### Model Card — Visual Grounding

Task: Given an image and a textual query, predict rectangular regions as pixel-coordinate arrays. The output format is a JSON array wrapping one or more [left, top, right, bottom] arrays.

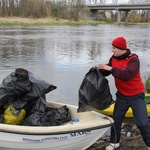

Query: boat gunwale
[[0, 123, 112, 135]]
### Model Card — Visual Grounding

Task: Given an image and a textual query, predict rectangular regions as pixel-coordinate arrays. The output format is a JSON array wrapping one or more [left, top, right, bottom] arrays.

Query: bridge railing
[[84, 2, 150, 6]]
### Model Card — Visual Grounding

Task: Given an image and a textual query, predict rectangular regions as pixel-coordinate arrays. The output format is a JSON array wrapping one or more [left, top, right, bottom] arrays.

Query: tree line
[[0, 0, 149, 23]]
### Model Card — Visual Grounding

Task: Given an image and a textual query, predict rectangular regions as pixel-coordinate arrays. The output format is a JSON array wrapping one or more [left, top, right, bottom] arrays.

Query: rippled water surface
[[0, 25, 150, 106]]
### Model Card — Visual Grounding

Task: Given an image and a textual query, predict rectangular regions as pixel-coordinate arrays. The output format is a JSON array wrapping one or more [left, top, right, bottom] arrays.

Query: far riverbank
[[0, 17, 149, 26], [0, 17, 108, 26]]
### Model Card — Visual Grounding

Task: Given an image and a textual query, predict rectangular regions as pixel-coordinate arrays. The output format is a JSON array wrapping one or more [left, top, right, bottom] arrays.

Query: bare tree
[[8, 0, 14, 16]]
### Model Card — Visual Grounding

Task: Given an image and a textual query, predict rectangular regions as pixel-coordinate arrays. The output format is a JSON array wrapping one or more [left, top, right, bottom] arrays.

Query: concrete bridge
[[87, 4, 150, 25]]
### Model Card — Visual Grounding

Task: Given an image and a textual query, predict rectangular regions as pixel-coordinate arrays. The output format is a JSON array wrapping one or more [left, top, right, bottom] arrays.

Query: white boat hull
[[0, 102, 113, 150], [0, 127, 109, 150]]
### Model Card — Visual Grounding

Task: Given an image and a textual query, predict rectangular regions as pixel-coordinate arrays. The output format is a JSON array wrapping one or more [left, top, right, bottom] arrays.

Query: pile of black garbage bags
[[0, 68, 71, 126]]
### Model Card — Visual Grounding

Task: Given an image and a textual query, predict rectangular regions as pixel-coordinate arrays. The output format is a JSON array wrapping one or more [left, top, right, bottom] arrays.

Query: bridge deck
[[87, 4, 150, 10]]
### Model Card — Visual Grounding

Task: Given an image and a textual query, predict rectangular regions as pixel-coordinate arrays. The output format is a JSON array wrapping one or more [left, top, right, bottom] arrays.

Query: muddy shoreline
[[87, 122, 148, 150]]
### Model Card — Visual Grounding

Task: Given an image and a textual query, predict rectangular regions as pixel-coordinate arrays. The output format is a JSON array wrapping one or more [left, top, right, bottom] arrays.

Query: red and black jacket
[[100, 49, 144, 96]]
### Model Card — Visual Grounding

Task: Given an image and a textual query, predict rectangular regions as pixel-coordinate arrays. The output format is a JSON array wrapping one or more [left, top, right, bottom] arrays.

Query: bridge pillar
[[125, 10, 130, 26], [117, 9, 130, 25], [90, 9, 99, 20], [117, 10, 121, 25]]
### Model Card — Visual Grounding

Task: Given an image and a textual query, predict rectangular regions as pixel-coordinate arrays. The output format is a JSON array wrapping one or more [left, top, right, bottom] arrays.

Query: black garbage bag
[[22, 72, 57, 101], [3, 98, 36, 117], [23, 96, 71, 126], [0, 68, 57, 115], [4, 99, 29, 110], [28, 95, 50, 114], [0, 113, 3, 123], [0, 68, 32, 108], [78, 67, 114, 112]]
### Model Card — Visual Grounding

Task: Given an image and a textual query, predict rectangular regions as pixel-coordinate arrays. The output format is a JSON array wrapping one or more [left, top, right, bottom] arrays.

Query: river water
[[0, 24, 150, 106]]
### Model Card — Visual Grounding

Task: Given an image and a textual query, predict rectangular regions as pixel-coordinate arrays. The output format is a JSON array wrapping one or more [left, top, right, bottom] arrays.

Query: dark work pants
[[110, 92, 150, 147]]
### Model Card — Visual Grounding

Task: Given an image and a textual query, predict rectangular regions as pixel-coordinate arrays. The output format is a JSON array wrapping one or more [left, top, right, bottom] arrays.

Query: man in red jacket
[[97, 36, 150, 150]]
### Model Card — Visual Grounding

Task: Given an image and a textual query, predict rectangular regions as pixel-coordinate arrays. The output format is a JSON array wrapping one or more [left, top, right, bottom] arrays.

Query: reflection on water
[[0, 25, 150, 105]]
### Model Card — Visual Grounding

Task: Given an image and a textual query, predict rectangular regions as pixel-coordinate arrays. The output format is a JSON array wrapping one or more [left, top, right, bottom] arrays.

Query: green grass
[[0, 19, 149, 26], [0, 20, 111, 26]]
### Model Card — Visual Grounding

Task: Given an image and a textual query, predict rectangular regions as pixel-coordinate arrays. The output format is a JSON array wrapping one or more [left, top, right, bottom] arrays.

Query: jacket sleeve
[[99, 57, 112, 76], [111, 57, 140, 81]]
